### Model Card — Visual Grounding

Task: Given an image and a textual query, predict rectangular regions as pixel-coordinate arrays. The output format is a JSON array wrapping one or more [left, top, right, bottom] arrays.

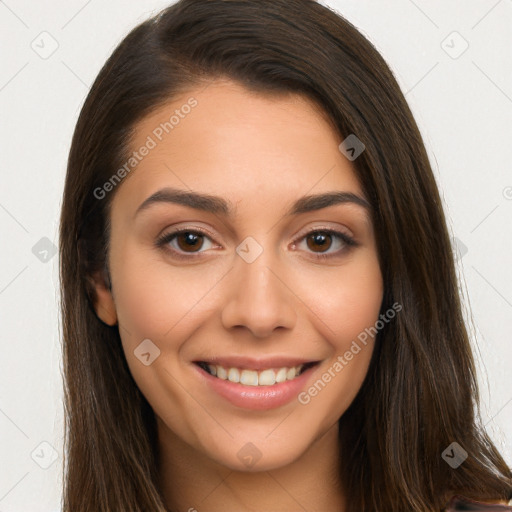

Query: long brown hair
[[59, 1, 512, 510]]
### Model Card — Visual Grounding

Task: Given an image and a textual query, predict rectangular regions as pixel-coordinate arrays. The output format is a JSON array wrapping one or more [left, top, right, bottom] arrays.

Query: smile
[[196, 361, 317, 386]]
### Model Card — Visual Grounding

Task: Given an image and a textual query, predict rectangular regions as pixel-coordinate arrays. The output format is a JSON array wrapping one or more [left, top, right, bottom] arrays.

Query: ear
[[89, 268, 118, 326]]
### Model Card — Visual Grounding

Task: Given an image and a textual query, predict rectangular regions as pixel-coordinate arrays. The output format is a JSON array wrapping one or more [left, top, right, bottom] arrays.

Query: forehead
[[113, 80, 367, 218]]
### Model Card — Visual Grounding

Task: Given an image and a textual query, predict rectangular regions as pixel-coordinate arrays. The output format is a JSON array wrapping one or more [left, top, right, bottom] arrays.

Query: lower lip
[[193, 363, 319, 411]]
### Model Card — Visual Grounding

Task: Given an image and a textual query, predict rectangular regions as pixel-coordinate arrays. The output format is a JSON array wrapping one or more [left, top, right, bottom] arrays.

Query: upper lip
[[194, 356, 320, 371]]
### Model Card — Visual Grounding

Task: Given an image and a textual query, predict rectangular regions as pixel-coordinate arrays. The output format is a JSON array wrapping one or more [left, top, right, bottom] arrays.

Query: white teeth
[[228, 367, 240, 383], [204, 363, 307, 386], [216, 366, 228, 380], [275, 368, 287, 383], [257, 369, 276, 386], [240, 369, 259, 386], [286, 367, 297, 380]]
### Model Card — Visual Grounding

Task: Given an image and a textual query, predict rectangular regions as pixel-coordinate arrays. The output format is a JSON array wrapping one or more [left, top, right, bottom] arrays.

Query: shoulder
[[445, 495, 512, 511]]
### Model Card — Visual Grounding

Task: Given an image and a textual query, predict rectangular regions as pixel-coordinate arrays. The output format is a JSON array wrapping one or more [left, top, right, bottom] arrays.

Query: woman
[[59, 0, 512, 510]]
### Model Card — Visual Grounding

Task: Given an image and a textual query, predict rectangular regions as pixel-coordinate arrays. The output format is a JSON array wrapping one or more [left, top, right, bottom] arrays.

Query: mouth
[[194, 360, 319, 387]]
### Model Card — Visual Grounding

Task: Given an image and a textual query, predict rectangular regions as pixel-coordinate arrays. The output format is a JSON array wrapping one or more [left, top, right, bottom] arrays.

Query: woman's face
[[93, 79, 383, 471]]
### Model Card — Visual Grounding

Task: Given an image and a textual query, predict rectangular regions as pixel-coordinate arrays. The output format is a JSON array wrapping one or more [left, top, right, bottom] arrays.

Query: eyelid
[[154, 225, 219, 257], [292, 223, 354, 243], [290, 226, 358, 259], [156, 224, 218, 243]]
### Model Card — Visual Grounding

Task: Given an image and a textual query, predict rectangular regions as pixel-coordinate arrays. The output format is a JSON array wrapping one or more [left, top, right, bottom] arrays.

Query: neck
[[157, 419, 346, 512]]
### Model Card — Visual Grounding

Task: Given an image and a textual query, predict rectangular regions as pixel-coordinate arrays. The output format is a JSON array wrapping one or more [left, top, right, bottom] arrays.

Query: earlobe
[[89, 269, 118, 326]]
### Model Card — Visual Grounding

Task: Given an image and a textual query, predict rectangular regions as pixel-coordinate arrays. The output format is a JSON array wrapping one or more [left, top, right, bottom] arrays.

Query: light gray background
[[1, 1, 511, 510]]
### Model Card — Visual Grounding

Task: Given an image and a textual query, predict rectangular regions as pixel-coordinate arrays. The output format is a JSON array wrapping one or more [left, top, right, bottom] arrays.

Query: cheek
[[110, 243, 233, 372], [296, 253, 384, 348], [295, 258, 383, 422]]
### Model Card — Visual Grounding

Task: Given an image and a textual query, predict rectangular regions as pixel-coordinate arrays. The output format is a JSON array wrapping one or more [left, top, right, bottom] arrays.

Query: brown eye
[[295, 229, 357, 259], [176, 232, 204, 252], [155, 229, 215, 258], [306, 231, 333, 253]]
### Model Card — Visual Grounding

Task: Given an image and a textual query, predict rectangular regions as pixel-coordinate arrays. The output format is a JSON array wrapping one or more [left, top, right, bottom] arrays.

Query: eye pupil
[[177, 232, 203, 251], [307, 232, 332, 252]]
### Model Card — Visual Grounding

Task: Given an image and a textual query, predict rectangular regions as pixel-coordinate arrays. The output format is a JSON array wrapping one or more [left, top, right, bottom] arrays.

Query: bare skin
[[92, 79, 384, 512]]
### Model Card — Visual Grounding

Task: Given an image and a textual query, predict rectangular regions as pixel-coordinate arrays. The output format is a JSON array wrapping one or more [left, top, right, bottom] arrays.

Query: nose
[[221, 247, 297, 339]]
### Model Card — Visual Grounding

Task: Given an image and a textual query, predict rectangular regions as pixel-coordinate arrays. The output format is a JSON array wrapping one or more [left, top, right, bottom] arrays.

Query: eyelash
[[154, 227, 358, 261]]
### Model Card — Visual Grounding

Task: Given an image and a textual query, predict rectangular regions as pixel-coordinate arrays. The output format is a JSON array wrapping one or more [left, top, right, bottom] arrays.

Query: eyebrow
[[135, 187, 371, 220]]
